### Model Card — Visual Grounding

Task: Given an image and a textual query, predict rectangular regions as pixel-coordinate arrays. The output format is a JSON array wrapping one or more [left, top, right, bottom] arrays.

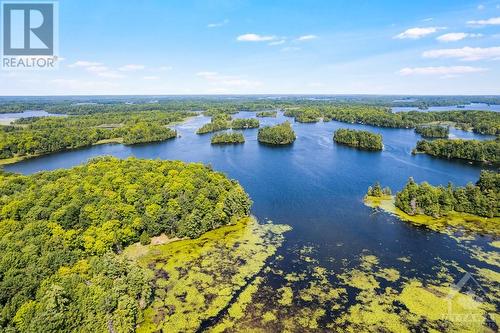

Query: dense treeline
[[122, 122, 177, 145], [257, 122, 296, 145], [415, 125, 449, 138], [394, 171, 499, 218], [256, 111, 277, 117], [231, 118, 260, 129], [333, 129, 383, 151], [414, 139, 500, 164], [284, 108, 322, 123], [211, 132, 245, 144], [0, 157, 252, 331], [0, 111, 189, 160], [197, 115, 260, 134], [282, 105, 500, 135]]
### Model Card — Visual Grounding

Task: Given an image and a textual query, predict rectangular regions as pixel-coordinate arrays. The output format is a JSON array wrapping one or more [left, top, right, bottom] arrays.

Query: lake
[[3, 112, 498, 330], [392, 103, 500, 112], [0, 110, 66, 125]]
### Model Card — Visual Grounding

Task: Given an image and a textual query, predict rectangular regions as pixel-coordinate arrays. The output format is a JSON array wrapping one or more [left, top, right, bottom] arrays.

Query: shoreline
[[364, 195, 500, 236]]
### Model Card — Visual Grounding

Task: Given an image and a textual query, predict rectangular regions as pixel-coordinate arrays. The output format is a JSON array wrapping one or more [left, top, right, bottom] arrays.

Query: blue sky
[[2, 0, 500, 95]]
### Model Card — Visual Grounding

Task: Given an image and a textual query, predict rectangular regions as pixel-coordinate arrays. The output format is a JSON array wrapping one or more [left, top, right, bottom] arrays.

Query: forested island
[[197, 115, 259, 134], [196, 113, 232, 134], [258, 122, 296, 145], [0, 157, 252, 331], [231, 118, 260, 129], [211, 132, 245, 144], [414, 125, 449, 138], [365, 171, 499, 234], [414, 139, 500, 164], [0, 111, 189, 163], [333, 128, 383, 151], [256, 111, 277, 117]]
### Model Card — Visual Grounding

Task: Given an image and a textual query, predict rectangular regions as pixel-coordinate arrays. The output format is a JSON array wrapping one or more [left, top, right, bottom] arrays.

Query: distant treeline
[[333, 128, 383, 151], [2, 95, 500, 114], [414, 139, 500, 164], [415, 125, 449, 138]]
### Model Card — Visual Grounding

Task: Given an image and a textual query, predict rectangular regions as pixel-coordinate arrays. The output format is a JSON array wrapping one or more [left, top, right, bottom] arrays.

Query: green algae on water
[[364, 195, 500, 236], [124, 217, 291, 332]]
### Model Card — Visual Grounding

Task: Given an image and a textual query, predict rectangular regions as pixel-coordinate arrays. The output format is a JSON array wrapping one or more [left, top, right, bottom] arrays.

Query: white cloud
[[422, 46, 500, 61], [207, 19, 228, 28], [236, 33, 276, 42], [398, 66, 487, 76], [268, 40, 286, 46], [297, 34, 318, 41], [394, 27, 444, 39], [158, 66, 173, 71], [97, 72, 125, 79], [143, 76, 160, 80], [196, 71, 218, 78], [281, 46, 300, 52], [68, 60, 102, 68], [436, 32, 482, 42], [118, 64, 145, 71], [467, 17, 500, 26], [86, 65, 109, 72], [477, 4, 485, 10]]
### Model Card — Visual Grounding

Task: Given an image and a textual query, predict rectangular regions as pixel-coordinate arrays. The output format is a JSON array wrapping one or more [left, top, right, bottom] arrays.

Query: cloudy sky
[[2, 0, 500, 95]]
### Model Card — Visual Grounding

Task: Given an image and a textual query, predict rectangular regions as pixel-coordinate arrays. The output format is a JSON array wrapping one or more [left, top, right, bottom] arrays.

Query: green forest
[[333, 128, 383, 151], [414, 125, 449, 138], [211, 132, 245, 144], [414, 139, 500, 164], [0, 157, 251, 331], [256, 111, 277, 117], [257, 122, 296, 145], [0, 111, 189, 160], [230, 118, 260, 129], [394, 171, 499, 218]]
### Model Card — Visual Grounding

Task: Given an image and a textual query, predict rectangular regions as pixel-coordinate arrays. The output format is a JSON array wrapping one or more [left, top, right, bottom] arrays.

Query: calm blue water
[[0, 110, 66, 124], [3, 112, 498, 319], [392, 103, 500, 112]]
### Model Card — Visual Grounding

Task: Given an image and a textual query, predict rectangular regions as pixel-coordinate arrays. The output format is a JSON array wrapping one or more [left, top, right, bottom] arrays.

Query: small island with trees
[[258, 121, 296, 145], [333, 128, 383, 151], [364, 170, 500, 235], [231, 118, 260, 129], [414, 125, 449, 138], [256, 111, 277, 117], [211, 132, 245, 145]]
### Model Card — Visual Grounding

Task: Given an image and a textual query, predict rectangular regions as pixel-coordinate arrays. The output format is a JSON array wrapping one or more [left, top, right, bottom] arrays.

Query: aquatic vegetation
[[127, 217, 291, 332]]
